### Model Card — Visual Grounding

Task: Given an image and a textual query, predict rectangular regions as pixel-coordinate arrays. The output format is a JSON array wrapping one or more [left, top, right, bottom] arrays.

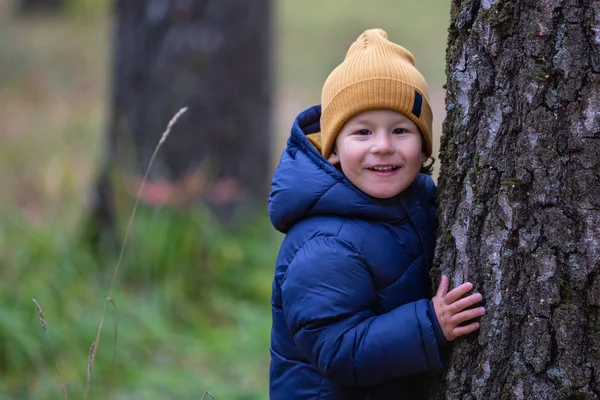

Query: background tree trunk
[[430, 0, 600, 398], [87, 0, 271, 243], [16, 0, 64, 14]]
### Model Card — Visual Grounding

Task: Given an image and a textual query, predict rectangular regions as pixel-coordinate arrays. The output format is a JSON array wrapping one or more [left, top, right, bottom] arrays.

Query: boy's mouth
[[368, 165, 399, 171]]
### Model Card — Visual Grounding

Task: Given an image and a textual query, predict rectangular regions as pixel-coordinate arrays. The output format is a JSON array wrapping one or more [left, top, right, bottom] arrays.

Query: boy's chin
[[360, 186, 404, 199]]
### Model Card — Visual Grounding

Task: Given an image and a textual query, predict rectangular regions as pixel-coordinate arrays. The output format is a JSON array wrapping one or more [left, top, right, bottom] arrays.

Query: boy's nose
[[371, 133, 394, 154]]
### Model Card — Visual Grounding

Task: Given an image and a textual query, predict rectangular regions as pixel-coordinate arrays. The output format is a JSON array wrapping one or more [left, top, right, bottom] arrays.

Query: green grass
[[1, 207, 279, 399], [0, 0, 450, 398]]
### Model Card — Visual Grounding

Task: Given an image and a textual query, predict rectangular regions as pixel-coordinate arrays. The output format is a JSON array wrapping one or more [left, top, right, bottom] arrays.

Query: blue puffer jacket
[[268, 105, 446, 400]]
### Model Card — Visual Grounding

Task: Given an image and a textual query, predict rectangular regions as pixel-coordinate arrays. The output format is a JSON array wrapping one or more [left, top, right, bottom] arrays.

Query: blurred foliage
[[0, 207, 280, 399], [0, 0, 450, 398], [274, 0, 451, 102], [61, 0, 109, 19]]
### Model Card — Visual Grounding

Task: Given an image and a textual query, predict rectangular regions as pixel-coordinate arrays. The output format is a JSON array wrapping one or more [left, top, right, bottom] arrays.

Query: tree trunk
[[87, 0, 271, 242], [430, 0, 600, 399], [16, 0, 64, 14]]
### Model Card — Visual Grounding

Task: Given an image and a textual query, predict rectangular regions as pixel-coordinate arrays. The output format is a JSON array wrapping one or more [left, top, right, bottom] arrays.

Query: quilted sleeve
[[281, 236, 444, 387]]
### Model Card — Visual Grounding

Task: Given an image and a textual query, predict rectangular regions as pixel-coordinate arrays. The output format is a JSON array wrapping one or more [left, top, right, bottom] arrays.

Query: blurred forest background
[[0, 0, 450, 398]]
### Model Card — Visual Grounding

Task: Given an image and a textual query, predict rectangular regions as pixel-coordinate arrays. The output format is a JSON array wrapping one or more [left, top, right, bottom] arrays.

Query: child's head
[[318, 29, 433, 198]]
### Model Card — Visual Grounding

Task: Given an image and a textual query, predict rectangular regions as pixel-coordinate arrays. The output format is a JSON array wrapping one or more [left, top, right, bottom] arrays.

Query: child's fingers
[[450, 307, 486, 325], [436, 274, 449, 298], [450, 292, 483, 313], [452, 322, 480, 338], [444, 281, 473, 304]]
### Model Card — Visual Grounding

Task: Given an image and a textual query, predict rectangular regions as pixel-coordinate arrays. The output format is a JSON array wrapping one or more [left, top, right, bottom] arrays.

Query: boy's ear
[[327, 147, 340, 165]]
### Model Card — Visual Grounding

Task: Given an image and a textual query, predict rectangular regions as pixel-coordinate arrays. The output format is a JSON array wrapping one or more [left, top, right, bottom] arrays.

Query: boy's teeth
[[372, 166, 396, 171]]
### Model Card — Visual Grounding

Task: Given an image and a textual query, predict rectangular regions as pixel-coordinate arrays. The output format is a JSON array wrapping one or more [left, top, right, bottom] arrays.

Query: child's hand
[[432, 274, 485, 341]]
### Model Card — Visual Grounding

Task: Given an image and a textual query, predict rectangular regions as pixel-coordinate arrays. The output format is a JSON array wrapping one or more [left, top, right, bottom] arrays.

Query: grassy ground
[[0, 0, 450, 398]]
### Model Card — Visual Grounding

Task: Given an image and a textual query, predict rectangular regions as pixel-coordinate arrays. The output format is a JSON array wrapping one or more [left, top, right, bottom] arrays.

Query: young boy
[[268, 29, 485, 399]]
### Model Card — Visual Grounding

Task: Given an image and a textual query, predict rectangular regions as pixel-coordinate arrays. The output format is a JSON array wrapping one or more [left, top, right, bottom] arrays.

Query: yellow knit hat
[[317, 28, 433, 159]]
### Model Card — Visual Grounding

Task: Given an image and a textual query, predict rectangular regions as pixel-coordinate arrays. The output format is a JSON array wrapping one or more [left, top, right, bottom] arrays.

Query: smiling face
[[327, 109, 426, 199]]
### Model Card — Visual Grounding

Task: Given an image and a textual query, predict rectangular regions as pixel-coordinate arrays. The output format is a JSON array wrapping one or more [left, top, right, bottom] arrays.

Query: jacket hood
[[268, 105, 435, 234]]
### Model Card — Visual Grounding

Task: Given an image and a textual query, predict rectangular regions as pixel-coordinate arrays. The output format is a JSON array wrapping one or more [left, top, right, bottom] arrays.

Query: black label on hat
[[412, 91, 422, 118]]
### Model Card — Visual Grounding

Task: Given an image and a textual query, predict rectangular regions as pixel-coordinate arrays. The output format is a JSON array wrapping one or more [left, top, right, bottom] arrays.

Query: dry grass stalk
[[106, 297, 118, 398], [85, 106, 188, 400], [86, 341, 96, 395], [201, 392, 216, 400], [32, 298, 68, 400]]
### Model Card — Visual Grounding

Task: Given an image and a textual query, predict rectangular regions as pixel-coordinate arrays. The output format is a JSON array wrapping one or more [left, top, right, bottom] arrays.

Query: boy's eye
[[393, 128, 409, 134], [356, 129, 371, 135]]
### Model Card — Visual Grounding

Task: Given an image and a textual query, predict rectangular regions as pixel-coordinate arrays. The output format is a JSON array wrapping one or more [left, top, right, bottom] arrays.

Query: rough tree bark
[[430, 0, 600, 399], [87, 0, 271, 242]]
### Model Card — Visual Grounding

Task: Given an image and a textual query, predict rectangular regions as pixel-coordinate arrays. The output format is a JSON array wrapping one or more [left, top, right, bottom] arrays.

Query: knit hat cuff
[[320, 77, 433, 159]]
